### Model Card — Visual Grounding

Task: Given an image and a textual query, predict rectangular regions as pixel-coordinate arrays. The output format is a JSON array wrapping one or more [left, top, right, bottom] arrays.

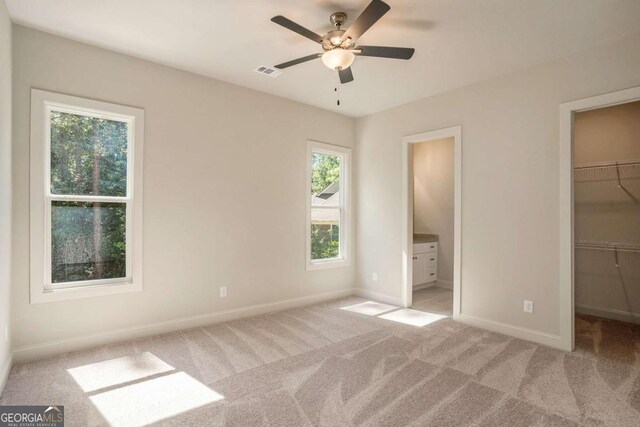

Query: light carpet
[[1, 297, 639, 426]]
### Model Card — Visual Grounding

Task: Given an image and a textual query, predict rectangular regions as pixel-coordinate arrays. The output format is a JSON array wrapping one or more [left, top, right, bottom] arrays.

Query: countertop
[[413, 233, 438, 243]]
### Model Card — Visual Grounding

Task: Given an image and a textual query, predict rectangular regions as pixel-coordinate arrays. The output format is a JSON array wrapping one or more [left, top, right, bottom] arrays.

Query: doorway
[[402, 126, 462, 318], [559, 86, 640, 352]]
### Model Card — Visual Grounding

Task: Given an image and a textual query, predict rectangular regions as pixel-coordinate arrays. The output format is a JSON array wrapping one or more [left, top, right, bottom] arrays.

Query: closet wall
[[574, 101, 640, 323]]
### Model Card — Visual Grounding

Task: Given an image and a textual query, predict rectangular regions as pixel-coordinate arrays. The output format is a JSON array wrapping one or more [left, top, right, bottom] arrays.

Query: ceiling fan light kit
[[321, 48, 355, 70], [270, 0, 415, 84]]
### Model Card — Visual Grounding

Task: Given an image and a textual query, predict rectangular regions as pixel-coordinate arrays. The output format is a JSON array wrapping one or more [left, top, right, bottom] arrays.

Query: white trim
[[33, 279, 143, 303], [306, 140, 352, 271], [459, 314, 562, 349], [354, 288, 403, 307], [559, 85, 640, 352], [48, 194, 131, 203], [434, 279, 453, 290], [411, 283, 438, 291], [30, 89, 144, 303], [306, 258, 350, 271], [575, 304, 640, 325], [12, 288, 354, 362], [0, 354, 12, 397], [401, 126, 462, 320]]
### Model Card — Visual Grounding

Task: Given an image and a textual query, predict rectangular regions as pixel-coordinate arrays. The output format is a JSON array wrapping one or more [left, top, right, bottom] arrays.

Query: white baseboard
[[575, 303, 640, 325], [12, 288, 355, 363], [435, 279, 453, 290], [459, 314, 562, 350], [412, 282, 437, 291], [412, 280, 452, 292], [354, 288, 403, 307], [0, 354, 12, 398]]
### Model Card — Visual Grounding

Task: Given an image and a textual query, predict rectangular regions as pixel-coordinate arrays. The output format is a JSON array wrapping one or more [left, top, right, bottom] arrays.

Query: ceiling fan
[[271, 0, 415, 84]]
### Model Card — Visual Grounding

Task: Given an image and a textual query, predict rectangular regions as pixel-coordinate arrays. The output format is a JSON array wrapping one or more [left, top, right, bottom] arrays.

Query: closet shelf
[[574, 159, 640, 171], [575, 240, 640, 254], [574, 159, 640, 182], [574, 160, 640, 203]]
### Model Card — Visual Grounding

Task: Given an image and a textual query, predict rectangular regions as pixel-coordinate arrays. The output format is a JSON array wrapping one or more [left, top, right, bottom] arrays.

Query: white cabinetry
[[412, 242, 437, 287]]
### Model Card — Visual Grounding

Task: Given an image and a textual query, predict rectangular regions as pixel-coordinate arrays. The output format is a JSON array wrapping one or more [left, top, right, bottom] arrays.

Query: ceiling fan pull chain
[[335, 86, 340, 106]]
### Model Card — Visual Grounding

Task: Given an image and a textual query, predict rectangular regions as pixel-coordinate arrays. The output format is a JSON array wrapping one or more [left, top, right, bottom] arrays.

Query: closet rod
[[575, 241, 640, 254], [574, 159, 640, 170]]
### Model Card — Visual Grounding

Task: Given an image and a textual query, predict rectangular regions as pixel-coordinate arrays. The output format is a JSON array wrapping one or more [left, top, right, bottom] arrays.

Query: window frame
[[30, 89, 144, 303], [306, 140, 351, 271]]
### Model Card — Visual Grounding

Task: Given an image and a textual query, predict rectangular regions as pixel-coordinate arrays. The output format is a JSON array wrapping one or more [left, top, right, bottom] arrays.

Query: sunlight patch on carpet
[[90, 372, 224, 426], [341, 301, 399, 316], [379, 308, 446, 327], [68, 352, 174, 392]]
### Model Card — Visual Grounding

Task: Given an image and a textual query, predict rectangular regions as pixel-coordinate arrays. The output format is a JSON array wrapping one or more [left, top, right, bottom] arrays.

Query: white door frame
[[401, 126, 462, 318], [559, 86, 640, 352]]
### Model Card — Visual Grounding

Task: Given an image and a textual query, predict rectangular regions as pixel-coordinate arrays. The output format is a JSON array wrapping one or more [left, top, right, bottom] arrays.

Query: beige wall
[[574, 101, 640, 319], [0, 1, 12, 383], [355, 33, 640, 345], [12, 26, 356, 351], [574, 102, 640, 165], [413, 137, 455, 283]]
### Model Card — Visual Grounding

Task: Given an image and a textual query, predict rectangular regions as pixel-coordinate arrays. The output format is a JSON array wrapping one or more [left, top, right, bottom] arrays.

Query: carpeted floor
[[2, 297, 640, 426]]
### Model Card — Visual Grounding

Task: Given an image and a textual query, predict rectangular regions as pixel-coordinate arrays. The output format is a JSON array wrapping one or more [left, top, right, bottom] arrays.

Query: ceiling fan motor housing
[[324, 29, 347, 50], [330, 12, 347, 27], [324, 12, 350, 50]]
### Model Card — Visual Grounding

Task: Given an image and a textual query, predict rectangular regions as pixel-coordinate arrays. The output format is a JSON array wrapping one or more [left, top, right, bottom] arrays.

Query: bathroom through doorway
[[401, 126, 462, 318]]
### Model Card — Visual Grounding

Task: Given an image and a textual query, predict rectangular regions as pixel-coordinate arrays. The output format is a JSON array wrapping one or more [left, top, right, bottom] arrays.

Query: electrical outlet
[[220, 287, 227, 298], [372, 272, 378, 282], [524, 300, 534, 314]]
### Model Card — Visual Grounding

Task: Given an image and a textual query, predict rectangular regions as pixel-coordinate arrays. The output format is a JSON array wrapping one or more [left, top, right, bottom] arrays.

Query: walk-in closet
[[574, 101, 640, 355]]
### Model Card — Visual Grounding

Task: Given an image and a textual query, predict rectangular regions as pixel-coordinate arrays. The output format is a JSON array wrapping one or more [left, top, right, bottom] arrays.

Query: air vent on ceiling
[[254, 65, 282, 78]]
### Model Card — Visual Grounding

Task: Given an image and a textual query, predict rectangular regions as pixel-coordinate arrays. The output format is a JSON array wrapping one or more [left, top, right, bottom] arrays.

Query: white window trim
[[30, 89, 144, 303], [306, 140, 351, 271]]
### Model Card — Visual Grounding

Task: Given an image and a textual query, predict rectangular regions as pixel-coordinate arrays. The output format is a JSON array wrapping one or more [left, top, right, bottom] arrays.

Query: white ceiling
[[6, 0, 640, 117]]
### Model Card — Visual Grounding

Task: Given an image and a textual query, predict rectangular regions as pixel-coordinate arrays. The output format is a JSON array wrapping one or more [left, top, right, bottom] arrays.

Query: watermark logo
[[0, 405, 64, 427]]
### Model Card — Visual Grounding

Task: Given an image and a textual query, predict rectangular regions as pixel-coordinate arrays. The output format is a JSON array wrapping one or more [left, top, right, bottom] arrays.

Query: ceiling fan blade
[[338, 67, 354, 84], [271, 15, 323, 44], [342, 0, 390, 42], [274, 53, 322, 69], [355, 45, 415, 60]]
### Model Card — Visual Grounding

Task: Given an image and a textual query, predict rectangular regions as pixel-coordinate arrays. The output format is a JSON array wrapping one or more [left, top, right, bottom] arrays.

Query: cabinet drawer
[[426, 267, 437, 282], [414, 242, 437, 254], [426, 256, 437, 269]]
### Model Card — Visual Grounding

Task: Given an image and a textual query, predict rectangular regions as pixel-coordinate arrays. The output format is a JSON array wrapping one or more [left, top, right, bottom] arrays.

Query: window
[[30, 90, 144, 303], [306, 141, 351, 270]]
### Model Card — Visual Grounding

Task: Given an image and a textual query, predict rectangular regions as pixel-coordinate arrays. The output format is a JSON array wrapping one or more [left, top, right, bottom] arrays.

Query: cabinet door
[[412, 256, 421, 286], [413, 253, 428, 285], [418, 253, 429, 284]]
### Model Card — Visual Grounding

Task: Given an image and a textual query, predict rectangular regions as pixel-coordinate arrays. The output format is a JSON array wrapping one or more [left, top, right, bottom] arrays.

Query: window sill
[[306, 258, 350, 271], [30, 280, 142, 304]]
